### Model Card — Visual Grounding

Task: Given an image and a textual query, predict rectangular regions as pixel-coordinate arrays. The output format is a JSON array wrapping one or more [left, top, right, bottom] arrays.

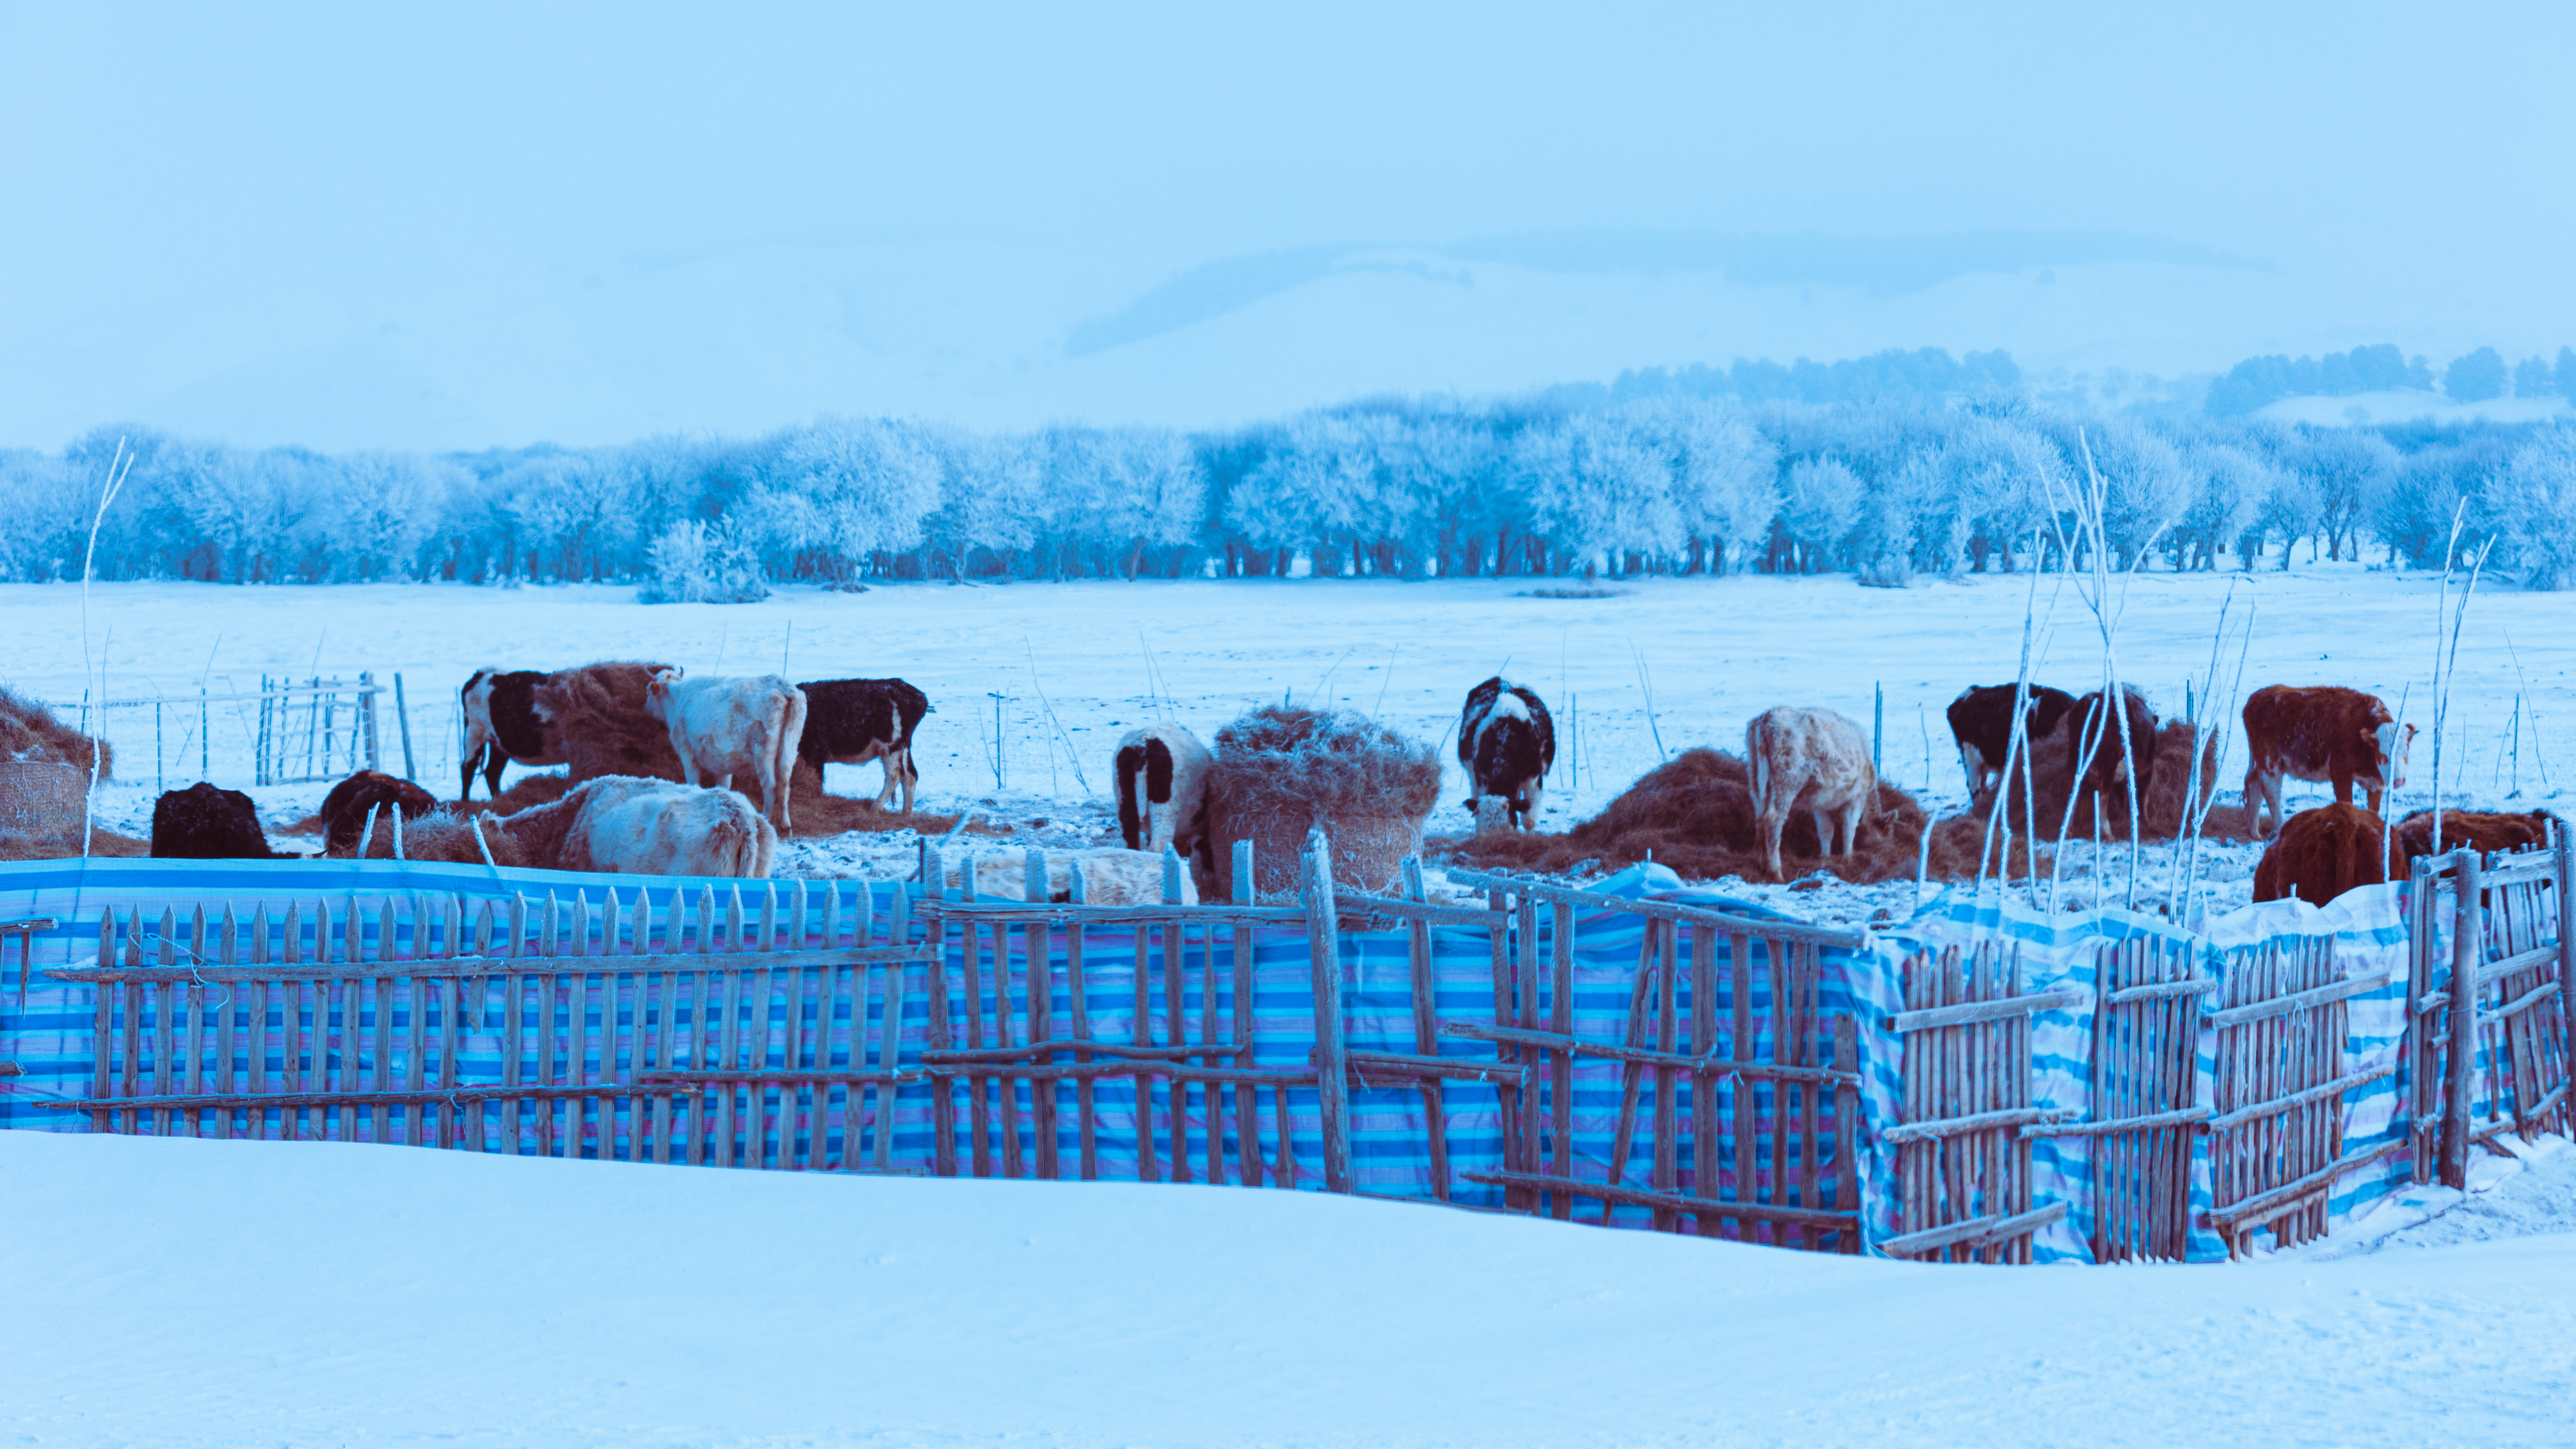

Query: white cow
[[1113, 723, 1213, 866], [644, 669, 809, 831], [351, 776, 776, 878], [1746, 705, 1877, 881]]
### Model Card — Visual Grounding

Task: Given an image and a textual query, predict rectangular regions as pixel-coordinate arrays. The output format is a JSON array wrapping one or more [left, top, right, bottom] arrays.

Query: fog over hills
[[5, 4, 2572, 450]]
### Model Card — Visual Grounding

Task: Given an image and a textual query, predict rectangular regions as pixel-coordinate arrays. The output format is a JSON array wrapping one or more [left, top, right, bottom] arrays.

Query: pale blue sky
[[5, 2, 2570, 447]]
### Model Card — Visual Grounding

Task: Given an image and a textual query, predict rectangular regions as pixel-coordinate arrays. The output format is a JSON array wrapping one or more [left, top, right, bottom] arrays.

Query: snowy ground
[[6, 566, 2567, 915], [6, 1128, 2575, 1447]]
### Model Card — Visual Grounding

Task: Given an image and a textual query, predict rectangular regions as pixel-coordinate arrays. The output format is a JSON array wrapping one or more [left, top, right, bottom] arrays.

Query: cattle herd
[[129, 657, 2554, 907]]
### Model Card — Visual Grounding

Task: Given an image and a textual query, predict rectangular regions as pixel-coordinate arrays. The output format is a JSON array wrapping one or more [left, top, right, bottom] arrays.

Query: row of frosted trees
[[2, 396, 2571, 593]]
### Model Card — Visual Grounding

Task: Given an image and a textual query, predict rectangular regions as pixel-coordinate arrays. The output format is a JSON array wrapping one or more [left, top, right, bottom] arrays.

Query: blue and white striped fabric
[[1886, 882, 2415, 1262]]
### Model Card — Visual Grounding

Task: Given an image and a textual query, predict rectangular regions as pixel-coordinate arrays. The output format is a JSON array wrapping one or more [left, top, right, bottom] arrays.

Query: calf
[[1115, 722, 1213, 866], [2251, 802, 2388, 908], [353, 777, 777, 878], [1746, 706, 1876, 881], [1458, 677, 1556, 835], [2392, 808, 2553, 872], [797, 677, 930, 813], [2242, 684, 2413, 838], [150, 782, 296, 860], [644, 670, 808, 830], [316, 770, 437, 854], [458, 668, 564, 801], [1946, 683, 2076, 799]]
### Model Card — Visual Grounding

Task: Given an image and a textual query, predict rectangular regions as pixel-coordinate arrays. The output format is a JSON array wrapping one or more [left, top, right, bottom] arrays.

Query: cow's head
[[2374, 721, 2417, 788], [644, 667, 685, 720]]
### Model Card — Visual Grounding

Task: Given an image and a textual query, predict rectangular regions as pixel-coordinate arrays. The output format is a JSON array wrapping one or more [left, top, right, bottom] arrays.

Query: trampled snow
[[6, 565, 2567, 915], [5, 1128, 2575, 1447]]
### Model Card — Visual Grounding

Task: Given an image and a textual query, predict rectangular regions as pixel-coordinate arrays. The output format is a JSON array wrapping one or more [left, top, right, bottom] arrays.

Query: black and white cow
[[459, 668, 564, 801], [150, 782, 297, 859], [1945, 683, 2077, 799], [795, 678, 932, 813], [1114, 722, 1212, 867], [1458, 677, 1555, 834]]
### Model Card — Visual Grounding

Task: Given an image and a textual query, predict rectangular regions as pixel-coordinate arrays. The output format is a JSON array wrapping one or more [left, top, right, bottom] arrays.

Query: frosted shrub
[[637, 520, 769, 604]]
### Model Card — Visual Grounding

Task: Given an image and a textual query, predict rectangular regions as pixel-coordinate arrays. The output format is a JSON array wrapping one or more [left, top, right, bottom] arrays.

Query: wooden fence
[[1879, 818, 2570, 1261], [34, 819, 2566, 1263], [35, 832, 1874, 1254]]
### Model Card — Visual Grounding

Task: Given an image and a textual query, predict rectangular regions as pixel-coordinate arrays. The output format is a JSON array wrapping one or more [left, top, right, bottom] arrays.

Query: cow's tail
[[776, 684, 810, 801]]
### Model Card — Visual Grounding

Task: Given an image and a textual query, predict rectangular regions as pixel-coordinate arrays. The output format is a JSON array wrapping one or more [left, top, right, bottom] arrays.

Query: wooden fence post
[[394, 673, 416, 781], [2443, 847, 2482, 1189], [1300, 826, 1353, 1193], [2556, 818, 2576, 1118], [361, 671, 382, 772]]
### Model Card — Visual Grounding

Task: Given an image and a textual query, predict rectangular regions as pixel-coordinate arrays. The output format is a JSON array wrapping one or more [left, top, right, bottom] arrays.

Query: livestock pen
[[0, 819, 2567, 1264]]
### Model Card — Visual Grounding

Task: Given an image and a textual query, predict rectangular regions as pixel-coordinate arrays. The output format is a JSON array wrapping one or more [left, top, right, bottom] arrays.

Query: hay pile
[[532, 662, 681, 782], [1205, 705, 1445, 898], [0, 687, 111, 777], [1444, 748, 1966, 886], [1207, 706, 1445, 821], [1990, 717, 2243, 842]]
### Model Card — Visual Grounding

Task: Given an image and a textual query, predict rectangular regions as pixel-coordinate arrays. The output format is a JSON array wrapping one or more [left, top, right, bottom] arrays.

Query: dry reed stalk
[[77, 441, 134, 858]]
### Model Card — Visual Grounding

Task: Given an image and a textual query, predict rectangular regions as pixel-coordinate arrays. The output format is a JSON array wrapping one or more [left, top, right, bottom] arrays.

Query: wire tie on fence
[[185, 956, 233, 1011]]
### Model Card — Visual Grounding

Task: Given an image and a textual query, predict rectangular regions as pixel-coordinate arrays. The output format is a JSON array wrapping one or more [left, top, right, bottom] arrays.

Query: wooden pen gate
[[2407, 836, 2576, 1188]]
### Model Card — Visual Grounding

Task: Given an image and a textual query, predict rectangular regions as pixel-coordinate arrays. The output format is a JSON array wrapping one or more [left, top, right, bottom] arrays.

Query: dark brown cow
[[2242, 685, 2414, 838], [2251, 803, 2389, 908], [2066, 685, 2157, 832], [2391, 808, 2554, 873], [317, 770, 438, 854]]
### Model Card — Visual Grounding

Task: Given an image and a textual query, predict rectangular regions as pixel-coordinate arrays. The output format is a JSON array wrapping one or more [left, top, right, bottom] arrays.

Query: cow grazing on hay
[[645, 670, 808, 830], [1114, 722, 1212, 866], [458, 668, 561, 801], [2391, 808, 2554, 872], [353, 777, 776, 877], [316, 770, 437, 854], [2242, 684, 2413, 839], [797, 677, 930, 813], [1747, 706, 1876, 881], [2251, 802, 2388, 908], [2047, 685, 2157, 834], [151, 782, 298, 860], [1946, 683, 2076, 800], [1458, 677, 1556, 836]]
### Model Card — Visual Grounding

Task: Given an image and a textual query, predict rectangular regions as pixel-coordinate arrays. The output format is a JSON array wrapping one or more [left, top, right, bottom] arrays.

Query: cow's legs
[[897, 749, 918, 813], [481, 745, 507, 801]]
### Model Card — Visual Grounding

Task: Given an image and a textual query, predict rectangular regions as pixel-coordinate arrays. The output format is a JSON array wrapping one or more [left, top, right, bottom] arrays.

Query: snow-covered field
[[5, 1128, 2575, 1448], [6, 566, 2568, 916]]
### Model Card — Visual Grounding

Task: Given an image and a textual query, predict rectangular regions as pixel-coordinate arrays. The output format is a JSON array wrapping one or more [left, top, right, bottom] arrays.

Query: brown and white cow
[[458, 668, 563, 800], [1747, 705, 1876, 881], [2242, 685, 2414, 838], [644, 670, 809, 831], [1114, 722, 1213, 867], [2250, 802, 2388, 908], [354, 776, 776, 878], [1946, 683, 2076, 800]]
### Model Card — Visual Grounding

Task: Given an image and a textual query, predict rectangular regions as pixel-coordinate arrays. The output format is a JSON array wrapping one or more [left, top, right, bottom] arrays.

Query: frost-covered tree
[[1777, 457, 1862, 573], [2284, 425, 2396, 561], [2443, 347, 2508, 403], [748, 415, 943, 582], [1514, 411, 1680, 576], [1627, 397, 1777, 574], [1047, 426, 1205, 579], [2490, 425, 2576, 589]]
